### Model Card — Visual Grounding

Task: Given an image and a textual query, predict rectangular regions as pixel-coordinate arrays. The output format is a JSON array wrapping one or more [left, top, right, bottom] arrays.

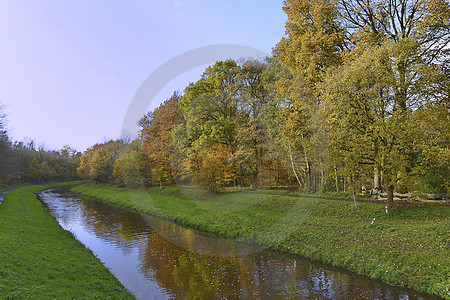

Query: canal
[[37, 188, 437, 299]]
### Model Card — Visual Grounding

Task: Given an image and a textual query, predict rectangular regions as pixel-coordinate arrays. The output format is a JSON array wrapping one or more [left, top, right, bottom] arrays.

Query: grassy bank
[[0, 186, 13, 193], [72, 183, 450, 299], [0, 182, 133, 299]]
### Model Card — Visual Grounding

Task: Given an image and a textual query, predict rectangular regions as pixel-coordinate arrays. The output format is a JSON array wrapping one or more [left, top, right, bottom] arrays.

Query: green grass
[[0, 186, 14, 193], [72, 183, 450, 299], [0, 182, 133, 299]]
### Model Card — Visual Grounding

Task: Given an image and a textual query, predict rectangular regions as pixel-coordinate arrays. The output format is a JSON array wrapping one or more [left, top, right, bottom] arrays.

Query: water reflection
[[37, 189, 438, 300]]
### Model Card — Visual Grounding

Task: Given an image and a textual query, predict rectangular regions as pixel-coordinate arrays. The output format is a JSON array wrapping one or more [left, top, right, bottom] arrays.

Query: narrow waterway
[[37, 189, 438, 300]]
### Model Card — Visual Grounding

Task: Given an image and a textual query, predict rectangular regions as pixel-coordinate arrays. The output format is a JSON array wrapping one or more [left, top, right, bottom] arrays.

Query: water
[[37, 189, 439, 300]]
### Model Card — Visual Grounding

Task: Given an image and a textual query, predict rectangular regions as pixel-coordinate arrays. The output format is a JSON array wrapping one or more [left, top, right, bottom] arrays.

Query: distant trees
[[0, 105, 17, 184], [114, 148, 144, 188], [77, 139, 152, 188], [13, 143, 81, 184], [0, 140, 80, 185], [0, 104, 79, 184], [78, 141, 126, 184]]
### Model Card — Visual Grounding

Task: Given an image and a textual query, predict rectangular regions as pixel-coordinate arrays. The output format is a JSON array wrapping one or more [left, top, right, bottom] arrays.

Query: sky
[[0, 0, 287, 152]]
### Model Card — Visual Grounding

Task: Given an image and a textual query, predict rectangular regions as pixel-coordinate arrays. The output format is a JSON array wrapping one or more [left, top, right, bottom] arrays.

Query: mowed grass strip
[[0, 182, 133, 299], [73, 183, 450, 299]]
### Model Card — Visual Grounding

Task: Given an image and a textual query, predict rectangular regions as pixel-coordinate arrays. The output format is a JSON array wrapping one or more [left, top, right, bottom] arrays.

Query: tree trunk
[[253, 147, 260, 189], [320, 167, 324, 191], [288, 144, 302, 187], [334, 166, 339, 192], [373, 166, 381, 198], [304, 149, 311, 189], [387, 185, 394, 209], [397, 60, 408, 112], [253, 173, 258, 189]]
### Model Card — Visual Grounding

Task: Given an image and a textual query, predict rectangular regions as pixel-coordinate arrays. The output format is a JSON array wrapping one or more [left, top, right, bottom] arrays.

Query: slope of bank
[[0, 186, 13, 193], [72, 183, 450, 299], [0, 182, 133, 299]]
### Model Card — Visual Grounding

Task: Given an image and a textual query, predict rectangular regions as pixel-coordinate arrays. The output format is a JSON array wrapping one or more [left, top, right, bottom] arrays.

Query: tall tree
[[233, 59, 275, 187], [176, 60, 240, 189], [275, 0, 449, 199], [275, 0, 345, 86], [114, 148, 144, 188], [338, 0, 450, 110], [140, 92, 184, 185], [77, 140, 125, 183], [174, 59, 277, 189], [274, 0, 346, 191], [322, 41, 449, 206]]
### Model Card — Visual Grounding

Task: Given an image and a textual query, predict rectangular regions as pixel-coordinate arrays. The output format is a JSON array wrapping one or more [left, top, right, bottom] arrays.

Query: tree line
[[0, 107, 80, 185], [30, 0, 450, 206]]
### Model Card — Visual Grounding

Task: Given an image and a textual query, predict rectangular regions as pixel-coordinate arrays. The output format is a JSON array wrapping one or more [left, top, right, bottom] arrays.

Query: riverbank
[[0, 186, 13, 193], [72, 183, 450, 299], [0, 182, 133, 299]]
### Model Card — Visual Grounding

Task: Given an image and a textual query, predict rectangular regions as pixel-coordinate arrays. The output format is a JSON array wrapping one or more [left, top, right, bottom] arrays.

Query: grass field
[[0, 182, 133, 299], [72, 183, 450, 299]]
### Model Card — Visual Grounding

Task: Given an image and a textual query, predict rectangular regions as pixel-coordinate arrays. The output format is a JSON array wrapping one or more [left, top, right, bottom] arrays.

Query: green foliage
[[0, 183, 132, 299], [114, 148, 144, 188], [275, 0, 344, 85], [4, 143, 80, 184], [77, 140, 127, 183], [0, 104, 80, 185], [320, 41, 449, 198], [173, 59, 286, 190], [272, 0, 450, 196]]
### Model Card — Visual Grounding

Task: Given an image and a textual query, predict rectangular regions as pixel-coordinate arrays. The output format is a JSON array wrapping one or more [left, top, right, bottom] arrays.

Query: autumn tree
[[322, 39, 449, 206], [330, 0, 449, 116], [140, 92, 184, 185], [173, 59, 278, 190], [258, 98, 292, 187], [322, 45, 398, 205], [409, 104, 450, 193], [233, 59, 277, 187], [275, 0, 345, 86], [114, 149, 143, 188], [174, 60, 240, 189], [112, 139, 153, 188], [77, 144, 99, 179], [77, 140, 126, 183], [275, 0, 449, 200], [60, 145, 77, 157], [29, 157, 41, 183], [331, 0, 448, 204], [273, 0, 347, 191]]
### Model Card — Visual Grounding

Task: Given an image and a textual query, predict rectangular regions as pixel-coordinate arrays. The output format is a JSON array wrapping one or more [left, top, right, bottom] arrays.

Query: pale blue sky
[[0, 1, 286, 151]]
